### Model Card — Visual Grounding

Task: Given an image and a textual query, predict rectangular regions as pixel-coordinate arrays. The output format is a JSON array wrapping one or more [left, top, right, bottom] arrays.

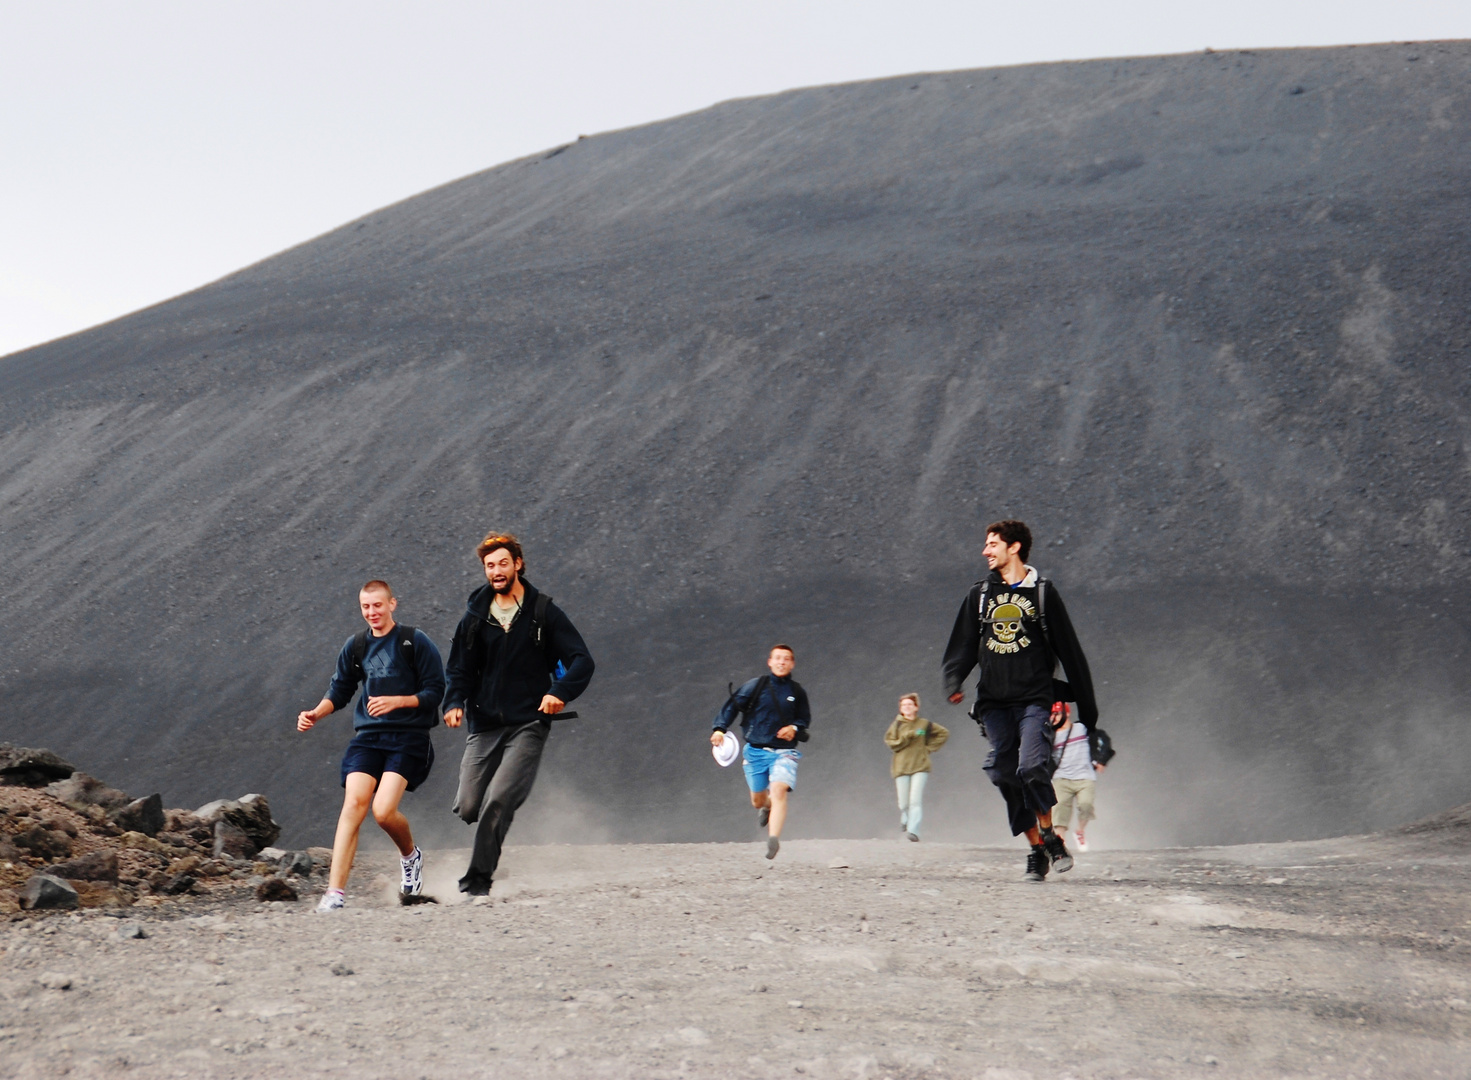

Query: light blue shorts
[[743, 745, 801, 793]]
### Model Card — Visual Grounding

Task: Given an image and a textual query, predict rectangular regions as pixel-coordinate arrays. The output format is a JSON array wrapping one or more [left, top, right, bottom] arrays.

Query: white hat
[[712, 730, 740, 767]]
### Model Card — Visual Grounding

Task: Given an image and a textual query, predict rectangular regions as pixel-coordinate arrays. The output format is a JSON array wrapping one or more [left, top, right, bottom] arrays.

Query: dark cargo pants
[[977, 703, 1057, 836], [452, 719, 548, 892]]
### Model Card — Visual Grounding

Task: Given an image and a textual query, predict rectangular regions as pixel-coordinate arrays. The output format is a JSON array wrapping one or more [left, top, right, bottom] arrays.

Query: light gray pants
[[896, 770, 929, 836], [452, 720, 548, 891]]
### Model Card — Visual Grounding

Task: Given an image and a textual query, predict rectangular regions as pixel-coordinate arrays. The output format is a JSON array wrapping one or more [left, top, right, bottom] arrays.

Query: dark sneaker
[[758, 806, 771, 828], [906, 832, 920, 842], [1041, 829, 1073, 873], [1024, 844, 1050, 882], [766, 836, 781, 860]]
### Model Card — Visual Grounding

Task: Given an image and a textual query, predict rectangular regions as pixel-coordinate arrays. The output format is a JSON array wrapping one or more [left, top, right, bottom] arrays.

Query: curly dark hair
[[985, 519, 1032, 563]]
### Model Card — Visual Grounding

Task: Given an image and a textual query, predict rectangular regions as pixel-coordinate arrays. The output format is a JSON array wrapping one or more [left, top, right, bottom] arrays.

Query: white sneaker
[[316, 889, 345, 912], [1075, 832, 1089, 852], [400, 847, 423, 896]]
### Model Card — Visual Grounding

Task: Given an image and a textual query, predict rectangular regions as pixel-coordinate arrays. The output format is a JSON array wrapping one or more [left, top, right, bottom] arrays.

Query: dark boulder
[[110, 794, 165, 837], [159, 873, 196, 895], [12, 824, 73, 861], [212, 819, 256, 860], [195, 794, 280, 850], [20, 873, 79, 910], [49, 850, 120, 882], [255, 877, 298, 902], [45, 773, 130, 811], [278, 850, 315, 877], [0, 745, 74, 787]]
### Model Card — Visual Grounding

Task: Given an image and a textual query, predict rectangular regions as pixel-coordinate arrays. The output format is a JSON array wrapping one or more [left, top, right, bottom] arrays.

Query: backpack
[[530, 593, 568, 682], [725, 675, 810, 742]]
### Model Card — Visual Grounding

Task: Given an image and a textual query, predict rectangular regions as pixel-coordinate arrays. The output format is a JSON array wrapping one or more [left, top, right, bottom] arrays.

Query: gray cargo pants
[[452, 719, 548, 892]]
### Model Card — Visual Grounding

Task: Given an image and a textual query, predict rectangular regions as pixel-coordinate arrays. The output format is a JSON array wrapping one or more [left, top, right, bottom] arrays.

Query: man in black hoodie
[[942, 519, 1099, 883], [444, 533, 595, 895]]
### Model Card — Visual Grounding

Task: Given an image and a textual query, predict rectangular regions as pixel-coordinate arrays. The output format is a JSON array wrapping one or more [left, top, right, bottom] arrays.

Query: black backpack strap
[[350, 630, 370, 684], [397, 625, 420, 692], [532, 593, 552, 649]]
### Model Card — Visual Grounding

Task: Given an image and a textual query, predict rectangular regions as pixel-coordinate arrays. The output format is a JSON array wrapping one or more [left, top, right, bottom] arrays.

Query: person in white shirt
[[1050, 702, 1104, 851]]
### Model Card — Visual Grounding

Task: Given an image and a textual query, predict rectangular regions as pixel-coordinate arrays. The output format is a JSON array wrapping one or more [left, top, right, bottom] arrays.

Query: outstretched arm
[[1044, 582, 1098, 728]]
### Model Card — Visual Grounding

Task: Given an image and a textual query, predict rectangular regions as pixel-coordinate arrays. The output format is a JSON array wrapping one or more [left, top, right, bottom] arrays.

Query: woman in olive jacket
[[884, 693, 949, 841]]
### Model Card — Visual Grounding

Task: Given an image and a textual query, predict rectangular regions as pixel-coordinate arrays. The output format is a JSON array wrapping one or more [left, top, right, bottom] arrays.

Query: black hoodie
[[940, 568, 1098, 728], [444, 579, 595, 733]]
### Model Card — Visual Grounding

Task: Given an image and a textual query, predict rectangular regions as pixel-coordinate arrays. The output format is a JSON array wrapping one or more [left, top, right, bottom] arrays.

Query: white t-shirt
[[1052, 722, 1095, 780]]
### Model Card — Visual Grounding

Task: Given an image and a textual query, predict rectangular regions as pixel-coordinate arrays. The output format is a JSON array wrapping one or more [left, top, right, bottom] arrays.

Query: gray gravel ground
[[2, 830, 1467, 1079]]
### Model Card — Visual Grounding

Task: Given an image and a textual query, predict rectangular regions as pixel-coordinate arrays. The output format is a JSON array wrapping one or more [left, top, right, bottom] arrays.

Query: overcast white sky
[[3, 1, 1468, 358]]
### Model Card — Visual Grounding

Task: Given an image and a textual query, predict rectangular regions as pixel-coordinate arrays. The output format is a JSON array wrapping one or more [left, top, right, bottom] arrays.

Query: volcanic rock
[[0, 746, 74, 788], [255, 877, 298, 902], [159, 873, 196, 895], [20, 873, 79, 910], [49, 850, 120, 882], [110, 794, 165, 837], [45, 773, 131, 812], [195, 795, 280, 850], [212, 820, 256, 860], [12, 824, 73, 861], [278, 850, 315, 877], [118, 831, 165, 852]]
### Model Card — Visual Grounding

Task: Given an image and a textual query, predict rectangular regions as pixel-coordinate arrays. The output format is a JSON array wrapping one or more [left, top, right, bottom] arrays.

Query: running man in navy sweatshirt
[[711, 644, 811, 861], [297, 580, 446, 910]]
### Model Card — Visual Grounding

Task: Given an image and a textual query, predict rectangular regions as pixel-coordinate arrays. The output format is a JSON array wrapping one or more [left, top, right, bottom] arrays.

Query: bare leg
[[749, 790, 771, 810], [371, 772, 415, 856], [329, 773, 377, 892], [767, 783, 790, 838]]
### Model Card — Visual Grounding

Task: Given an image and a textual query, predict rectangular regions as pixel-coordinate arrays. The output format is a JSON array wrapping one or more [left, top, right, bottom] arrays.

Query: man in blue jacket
[[297, 580, 446, 911], [444, 533, 595, 896], [711, 644, 811, 860]]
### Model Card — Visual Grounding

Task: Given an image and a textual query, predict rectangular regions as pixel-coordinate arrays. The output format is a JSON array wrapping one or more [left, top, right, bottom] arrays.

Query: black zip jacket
[[941, 569, 1098, 728], [444, 579, 595, 733]]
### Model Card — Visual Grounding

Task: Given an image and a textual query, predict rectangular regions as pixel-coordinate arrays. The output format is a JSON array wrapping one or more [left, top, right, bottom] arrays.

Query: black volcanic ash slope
[[4, 43, 1471, 847]]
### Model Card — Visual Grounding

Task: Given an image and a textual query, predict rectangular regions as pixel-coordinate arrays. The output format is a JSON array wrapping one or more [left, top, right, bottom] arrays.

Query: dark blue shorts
[[341, 729, 435, 792]]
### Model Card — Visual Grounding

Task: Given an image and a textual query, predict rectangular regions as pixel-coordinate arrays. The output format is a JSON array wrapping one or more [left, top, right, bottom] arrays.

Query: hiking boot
[[400, 846, 423, 896], [1040, 828, 1074, 873], [1024, 844, 1050, 883], [758, 806, 771, 828]]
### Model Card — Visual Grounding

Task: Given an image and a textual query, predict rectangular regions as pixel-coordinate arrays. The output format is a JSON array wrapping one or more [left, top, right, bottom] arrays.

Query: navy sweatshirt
[[714, 674, 811, 749], [325, 625, 446, 732], [443, 580, 595, 733]]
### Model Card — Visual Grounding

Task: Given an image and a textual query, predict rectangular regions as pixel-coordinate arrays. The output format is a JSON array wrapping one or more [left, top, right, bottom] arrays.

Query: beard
[[490, 573, 517, 595]]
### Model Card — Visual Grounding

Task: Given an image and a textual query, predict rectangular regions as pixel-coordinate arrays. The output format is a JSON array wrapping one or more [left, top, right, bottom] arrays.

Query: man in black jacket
[[444, 533, 595, 895], [942, 519, 1099, 883]]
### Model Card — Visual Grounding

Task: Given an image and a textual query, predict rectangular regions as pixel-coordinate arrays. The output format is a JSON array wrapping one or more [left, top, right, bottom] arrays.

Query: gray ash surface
[[3, 43, 1471, 847]]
